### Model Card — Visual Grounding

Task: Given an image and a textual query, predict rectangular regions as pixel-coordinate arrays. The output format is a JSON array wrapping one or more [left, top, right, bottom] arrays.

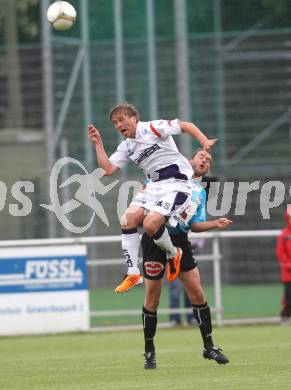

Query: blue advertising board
[[0, 245, 89, 335]]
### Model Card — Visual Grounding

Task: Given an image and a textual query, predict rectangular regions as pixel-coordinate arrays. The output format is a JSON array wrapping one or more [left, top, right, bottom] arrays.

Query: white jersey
[[109, 119, 194, 180]]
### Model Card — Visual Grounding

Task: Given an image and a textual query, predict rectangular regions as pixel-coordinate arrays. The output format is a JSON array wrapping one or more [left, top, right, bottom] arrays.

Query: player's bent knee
[[120, 214, 134, 229], [120, 211, 143, 229], [143, 219, 160, 236], [143, 224, 155, 236]]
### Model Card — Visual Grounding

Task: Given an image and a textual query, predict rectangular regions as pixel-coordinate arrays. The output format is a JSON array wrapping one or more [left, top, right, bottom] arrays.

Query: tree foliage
[[0, 0, 40, 46]]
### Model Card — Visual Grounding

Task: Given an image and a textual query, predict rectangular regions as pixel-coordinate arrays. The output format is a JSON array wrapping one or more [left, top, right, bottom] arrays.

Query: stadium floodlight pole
[[174, 0, 192, 158], [80, 0, 98, 258], [80, 0, 94, 170], [60, 138, 70, 238], [5, 0, 24, 129], [114, 0, 125, 106], [213, 0, 226, 168], [41, 0, 57, 238], [113, 0, 127, 179], [146, 0, 158, 119], [212, 237, 223, 326]]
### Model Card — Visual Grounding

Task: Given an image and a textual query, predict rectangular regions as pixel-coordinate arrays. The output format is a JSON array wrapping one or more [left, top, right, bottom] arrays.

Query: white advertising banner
[[0, 245, 89, 335]]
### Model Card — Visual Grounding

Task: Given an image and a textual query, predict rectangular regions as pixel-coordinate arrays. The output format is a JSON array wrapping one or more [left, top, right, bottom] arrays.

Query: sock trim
[[192, 302, 208, 310], [121, 228, 138, 234], [143, 306, 157, 316], [152, 225, 165, 240]]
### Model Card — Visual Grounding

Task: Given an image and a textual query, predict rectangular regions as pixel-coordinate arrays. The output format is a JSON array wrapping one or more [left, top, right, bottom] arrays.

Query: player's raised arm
[[179, 121, 218, 151], [190, 218, 233, 232], [88, 124, 119, 176]]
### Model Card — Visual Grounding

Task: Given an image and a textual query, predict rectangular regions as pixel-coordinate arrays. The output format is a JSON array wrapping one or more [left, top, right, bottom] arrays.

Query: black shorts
[[141, 232, 197, 280]]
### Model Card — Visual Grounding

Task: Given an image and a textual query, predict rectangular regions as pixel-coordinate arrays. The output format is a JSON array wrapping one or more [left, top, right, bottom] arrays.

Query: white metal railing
[[0, 230, 281, 327]]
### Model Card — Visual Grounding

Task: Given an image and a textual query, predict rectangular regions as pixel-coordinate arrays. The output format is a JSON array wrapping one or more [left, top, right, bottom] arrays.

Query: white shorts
[[131, 179, 192, 226]]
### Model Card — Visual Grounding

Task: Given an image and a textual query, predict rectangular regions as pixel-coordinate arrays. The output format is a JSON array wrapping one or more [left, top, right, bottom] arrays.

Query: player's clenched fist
[[215, 218, 233, 229], [88, 124, 102, 146]]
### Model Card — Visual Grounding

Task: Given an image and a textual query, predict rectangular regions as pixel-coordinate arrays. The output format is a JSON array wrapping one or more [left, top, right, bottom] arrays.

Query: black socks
[[192, 302, 214, 349], [142, 306, 157, 353]]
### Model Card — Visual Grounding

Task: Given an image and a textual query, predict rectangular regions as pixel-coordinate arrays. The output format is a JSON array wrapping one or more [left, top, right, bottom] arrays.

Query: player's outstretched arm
[[179, 121, 218, 151], [190, 218, 233, 232], [88, 124, 119, 176]]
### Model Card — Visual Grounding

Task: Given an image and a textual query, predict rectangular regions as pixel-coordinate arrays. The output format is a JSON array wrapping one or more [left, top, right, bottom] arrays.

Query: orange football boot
[[166, 248, 182, 282], [115, 274, 143, 293]]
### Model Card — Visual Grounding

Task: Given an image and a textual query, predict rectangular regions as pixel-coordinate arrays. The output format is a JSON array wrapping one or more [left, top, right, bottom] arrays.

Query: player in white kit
[[88, 102, 217, 293]]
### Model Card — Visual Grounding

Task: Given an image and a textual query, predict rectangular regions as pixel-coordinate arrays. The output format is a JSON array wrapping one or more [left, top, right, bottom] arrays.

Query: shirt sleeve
[[188, 188, 207, 224], [149, 119, 182, 139], [109, 141, 130, 168]]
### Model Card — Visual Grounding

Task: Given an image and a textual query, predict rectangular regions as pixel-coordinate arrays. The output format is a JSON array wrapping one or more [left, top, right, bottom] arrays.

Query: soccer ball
[[47, 1, 77, 31]]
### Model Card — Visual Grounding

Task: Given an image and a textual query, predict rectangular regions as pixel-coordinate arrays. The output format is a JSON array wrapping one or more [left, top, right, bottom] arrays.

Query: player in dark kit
[[141, 149, 232, 369]]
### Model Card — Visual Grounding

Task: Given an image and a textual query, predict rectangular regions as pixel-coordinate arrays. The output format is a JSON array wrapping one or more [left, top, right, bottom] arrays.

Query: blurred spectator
[[276, 207, 291, 325]]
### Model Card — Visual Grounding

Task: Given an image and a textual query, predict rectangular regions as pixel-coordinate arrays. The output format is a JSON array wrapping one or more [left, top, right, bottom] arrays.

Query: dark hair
[[108, 102, 139, 121]]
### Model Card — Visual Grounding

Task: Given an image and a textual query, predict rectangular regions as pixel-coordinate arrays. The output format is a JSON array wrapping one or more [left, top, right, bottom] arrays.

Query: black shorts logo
[[144, 261, 164, 277]]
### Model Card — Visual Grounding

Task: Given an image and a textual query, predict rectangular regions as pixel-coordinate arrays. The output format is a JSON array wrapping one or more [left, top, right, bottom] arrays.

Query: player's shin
[[121, 228, 141, 275], [192, 302, 214, 348], [142, 306, 157, 353], [152, 225, 177, 258]]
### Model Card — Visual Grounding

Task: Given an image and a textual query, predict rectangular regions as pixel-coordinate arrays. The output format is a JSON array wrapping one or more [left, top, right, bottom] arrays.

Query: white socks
[[153, 226, 177, 258], [121, 229, 140, 275]]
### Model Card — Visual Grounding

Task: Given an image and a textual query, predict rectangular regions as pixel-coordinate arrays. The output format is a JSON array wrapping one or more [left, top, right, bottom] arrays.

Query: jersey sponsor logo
[[135, 144, 161, 165], [144, 261, 164, 277], [183, 202, 198, 219]]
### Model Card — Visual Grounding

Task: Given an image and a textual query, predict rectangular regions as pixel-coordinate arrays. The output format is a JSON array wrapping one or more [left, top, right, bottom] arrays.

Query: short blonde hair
[[109, 102, 139, 121]]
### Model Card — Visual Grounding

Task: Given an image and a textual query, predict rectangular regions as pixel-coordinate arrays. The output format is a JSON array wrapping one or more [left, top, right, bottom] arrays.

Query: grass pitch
[[90, 283, 282, 326], [0, 325, 290, 390]]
